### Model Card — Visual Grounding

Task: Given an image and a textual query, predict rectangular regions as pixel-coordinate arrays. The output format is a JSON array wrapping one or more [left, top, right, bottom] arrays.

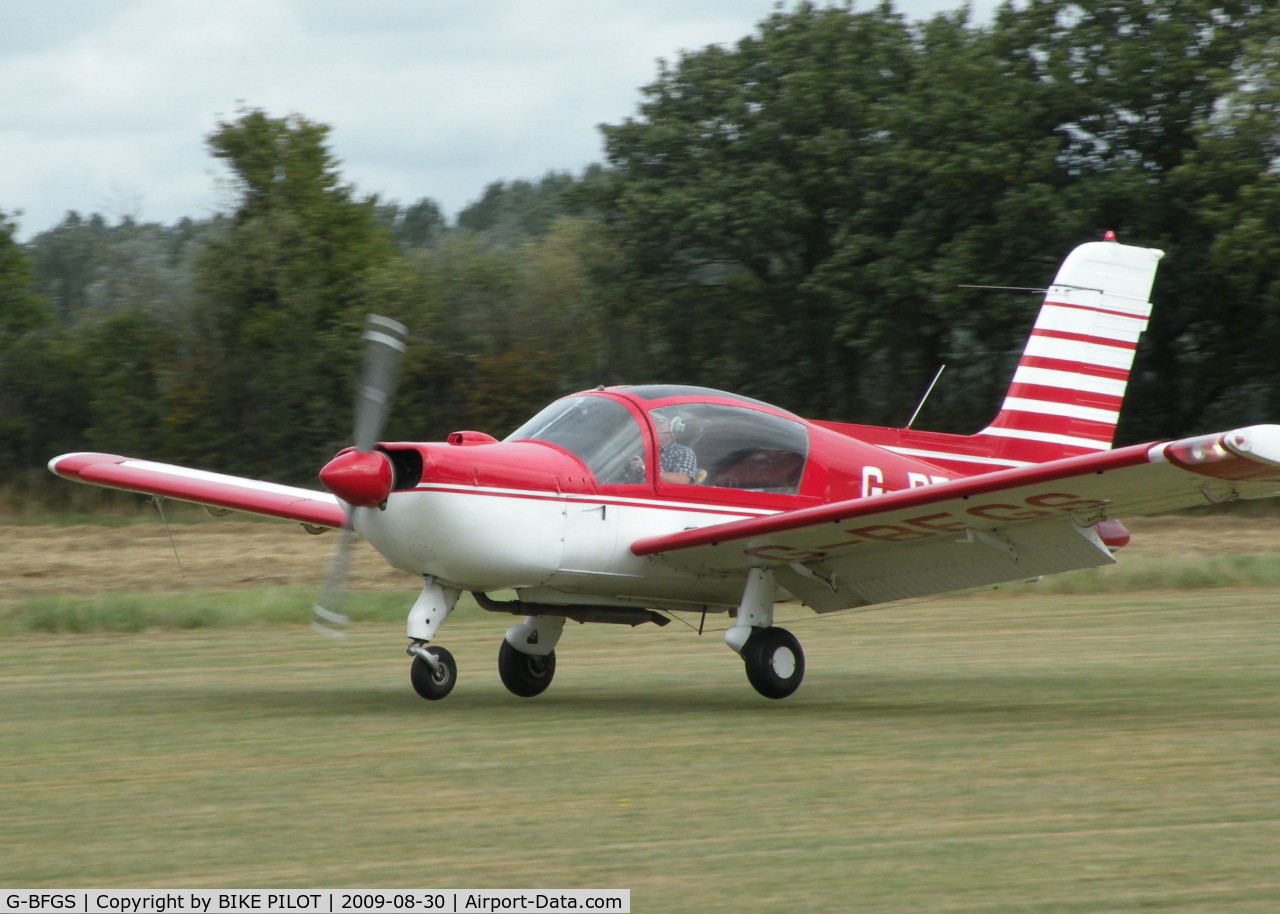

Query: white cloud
[[1, 0, 1012, 239]]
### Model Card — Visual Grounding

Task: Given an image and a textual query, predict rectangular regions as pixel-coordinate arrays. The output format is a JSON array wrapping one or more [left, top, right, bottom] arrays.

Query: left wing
[[48, 452, 347, 529], [631, 426, 1280, 611]]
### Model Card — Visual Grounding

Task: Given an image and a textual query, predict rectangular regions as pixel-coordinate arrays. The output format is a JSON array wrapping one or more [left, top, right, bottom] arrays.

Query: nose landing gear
[[405, 577, 460, 701], [408, 642, 457, 701]]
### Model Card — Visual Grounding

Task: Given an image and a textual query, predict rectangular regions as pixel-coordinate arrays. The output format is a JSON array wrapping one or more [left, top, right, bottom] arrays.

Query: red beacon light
[[1103, 230, 1117, 241]]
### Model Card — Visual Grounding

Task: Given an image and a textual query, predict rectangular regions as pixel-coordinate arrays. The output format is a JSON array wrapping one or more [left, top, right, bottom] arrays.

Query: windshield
[[505, 396, 643, 484]]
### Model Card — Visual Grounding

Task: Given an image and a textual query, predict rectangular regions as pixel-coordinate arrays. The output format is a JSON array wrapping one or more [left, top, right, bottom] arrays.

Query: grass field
[[3, 584, 1278, 911]]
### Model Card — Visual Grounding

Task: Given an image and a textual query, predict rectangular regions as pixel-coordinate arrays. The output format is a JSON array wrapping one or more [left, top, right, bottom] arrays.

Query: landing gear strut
[[406, 577, 459, 702], [725, 567, 806, 699]]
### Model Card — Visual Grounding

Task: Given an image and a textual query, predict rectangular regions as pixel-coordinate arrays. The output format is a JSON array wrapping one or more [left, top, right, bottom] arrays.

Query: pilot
[[629, 414, 698, 484]]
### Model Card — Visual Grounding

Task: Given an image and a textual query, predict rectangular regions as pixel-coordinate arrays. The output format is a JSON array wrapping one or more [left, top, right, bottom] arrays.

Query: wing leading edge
[[48, 452, 347, 529], [631, 426, 1280, 612]]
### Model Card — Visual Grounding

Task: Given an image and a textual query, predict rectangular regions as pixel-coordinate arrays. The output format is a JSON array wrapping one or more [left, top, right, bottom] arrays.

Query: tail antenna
[[906, 365, 946, 430]]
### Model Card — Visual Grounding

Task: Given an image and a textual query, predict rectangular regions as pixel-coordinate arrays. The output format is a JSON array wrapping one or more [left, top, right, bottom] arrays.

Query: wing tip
[[47, 451, 124, 480]]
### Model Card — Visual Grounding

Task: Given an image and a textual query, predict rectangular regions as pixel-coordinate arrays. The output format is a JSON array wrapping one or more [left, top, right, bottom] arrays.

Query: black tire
[[409, 646, 457, 701], [497, 639, 557, 698], [742, 627, 805, 699]]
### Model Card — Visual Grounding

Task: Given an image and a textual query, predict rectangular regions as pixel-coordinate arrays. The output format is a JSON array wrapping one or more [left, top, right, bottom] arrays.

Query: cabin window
[[505, 396, 644, 484], [648, 404, 808, 493]]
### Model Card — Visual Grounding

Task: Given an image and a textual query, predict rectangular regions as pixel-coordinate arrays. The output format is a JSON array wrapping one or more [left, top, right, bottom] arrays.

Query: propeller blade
[[311, 523, 356, 638], [352, 314, 408, 453], [312, 314, 408, 637]]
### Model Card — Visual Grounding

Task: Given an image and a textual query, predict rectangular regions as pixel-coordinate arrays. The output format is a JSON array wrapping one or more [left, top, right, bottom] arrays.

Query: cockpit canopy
[[506, 387, 809, 493], [506, 396, 642, 484]]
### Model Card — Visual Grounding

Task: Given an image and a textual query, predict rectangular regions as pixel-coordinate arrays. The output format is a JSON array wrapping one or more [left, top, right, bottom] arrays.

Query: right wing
[[632, 426, 1280, 611], [48, 452, 347, 529]]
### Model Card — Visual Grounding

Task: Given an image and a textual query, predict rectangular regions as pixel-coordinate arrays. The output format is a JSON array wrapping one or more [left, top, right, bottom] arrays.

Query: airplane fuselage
[[352, 385, 969, 614]]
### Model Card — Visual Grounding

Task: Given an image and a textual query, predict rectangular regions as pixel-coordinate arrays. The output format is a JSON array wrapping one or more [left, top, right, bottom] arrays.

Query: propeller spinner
[[312, 314, 409, 636]]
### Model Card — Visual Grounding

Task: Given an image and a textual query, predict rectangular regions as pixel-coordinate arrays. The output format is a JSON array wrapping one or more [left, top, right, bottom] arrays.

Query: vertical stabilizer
[[975, 239, 1164, 464]]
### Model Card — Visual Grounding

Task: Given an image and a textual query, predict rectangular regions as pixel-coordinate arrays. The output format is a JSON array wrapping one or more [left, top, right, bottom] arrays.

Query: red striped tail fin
[[973, 238, 1164, 464]]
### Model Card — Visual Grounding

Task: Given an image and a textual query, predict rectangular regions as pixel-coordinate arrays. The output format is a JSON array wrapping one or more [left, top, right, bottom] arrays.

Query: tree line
[[3, 0, 1280, 500]]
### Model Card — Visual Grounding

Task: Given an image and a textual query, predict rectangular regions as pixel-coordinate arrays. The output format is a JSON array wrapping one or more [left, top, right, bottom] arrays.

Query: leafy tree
[[596, 0, 1280, 439], [24, 212, 106, 323], [458, 172, 599, 245], [0, 210, 75, 482], [597, 2, 1030, 424], [73, 309, 185, 457], [175, 108, 397, 478], [991, 0, 1280, 441], [0, 328, 90, 481], [1161, 7, 1280, 434], [0, 210, 47, 344], [461, 216, 617, 431], [359, 215, 616, 439], [26, 213, 211, 329], [376, 198, 448, 250]]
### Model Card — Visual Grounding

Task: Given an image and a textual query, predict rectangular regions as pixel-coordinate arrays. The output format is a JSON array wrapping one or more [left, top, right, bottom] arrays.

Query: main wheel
[[409, 645, 457, 701], [497, 639, 557, 698], [741, 627, 805, 699]]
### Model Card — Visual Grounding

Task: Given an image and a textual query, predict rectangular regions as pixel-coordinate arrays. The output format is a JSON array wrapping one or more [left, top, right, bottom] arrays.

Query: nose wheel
[[408, 643, 457, 701], [741, 627, 805, 699]]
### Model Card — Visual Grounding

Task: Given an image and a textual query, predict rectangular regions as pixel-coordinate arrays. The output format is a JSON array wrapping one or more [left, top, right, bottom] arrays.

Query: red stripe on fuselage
[[408, 483, 779, 519]]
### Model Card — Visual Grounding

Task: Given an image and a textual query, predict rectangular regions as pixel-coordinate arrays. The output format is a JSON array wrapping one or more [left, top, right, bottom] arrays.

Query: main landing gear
[[740, 625, 805, 699], [496, 614, 563, 698], [497, 640, 557, 697], [402, 572, 806, 701], [725, 567, 806, 699]]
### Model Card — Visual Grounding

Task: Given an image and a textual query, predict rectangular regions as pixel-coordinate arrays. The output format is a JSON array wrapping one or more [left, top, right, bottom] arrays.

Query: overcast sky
[[2, 0, 1011, 240]]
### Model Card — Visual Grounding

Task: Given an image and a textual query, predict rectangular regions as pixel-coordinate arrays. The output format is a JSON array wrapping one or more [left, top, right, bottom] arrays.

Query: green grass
[[0, 589, 422, 635], [2, 591, 1278, 911], [1003, 553, 1280, 595], [8, 551, 1280, 635]]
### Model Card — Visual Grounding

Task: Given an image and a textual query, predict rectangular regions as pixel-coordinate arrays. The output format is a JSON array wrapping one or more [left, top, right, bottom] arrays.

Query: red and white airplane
[[50, 237, 1280, 701]]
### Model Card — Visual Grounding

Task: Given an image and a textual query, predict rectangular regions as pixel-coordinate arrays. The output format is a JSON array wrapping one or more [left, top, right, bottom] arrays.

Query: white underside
[[354, 485, 779, 611]]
